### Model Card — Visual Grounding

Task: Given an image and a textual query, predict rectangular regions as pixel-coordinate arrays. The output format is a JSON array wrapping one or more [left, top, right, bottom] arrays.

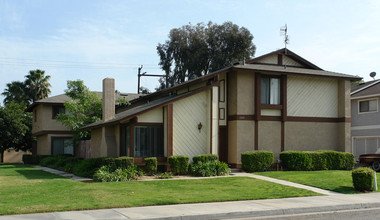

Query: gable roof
[[247, 48, 323, 70], [351, 80, 380, 98], [26, 92, 142, 112]]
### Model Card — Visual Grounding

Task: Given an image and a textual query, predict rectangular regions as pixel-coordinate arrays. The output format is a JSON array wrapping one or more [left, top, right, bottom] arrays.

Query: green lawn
[[0, 164, 320, 215], [255, 170, 380, 194]]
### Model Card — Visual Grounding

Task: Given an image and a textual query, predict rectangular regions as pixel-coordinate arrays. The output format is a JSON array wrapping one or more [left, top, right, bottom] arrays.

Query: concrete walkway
[[3, 193, 380, 220], [33, 165, 92, 182]]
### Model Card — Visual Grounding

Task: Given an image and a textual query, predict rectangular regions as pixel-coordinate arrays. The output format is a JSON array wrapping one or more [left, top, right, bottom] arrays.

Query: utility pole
[[137, 65, 166, 94]]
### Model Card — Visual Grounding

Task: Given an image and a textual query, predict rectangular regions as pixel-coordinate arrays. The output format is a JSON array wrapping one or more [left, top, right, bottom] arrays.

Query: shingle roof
[[351, 80, 380, 98], [81, 87, 208, 130]]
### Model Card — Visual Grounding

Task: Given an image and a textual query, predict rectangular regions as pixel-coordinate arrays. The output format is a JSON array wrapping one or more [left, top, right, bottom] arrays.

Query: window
[[120, 126, 130, 156], [52, 138, 73, 155], [52, 105, 66, 119], [261, 77, 280, 105], [134, 125, 163, 157], [359, 99, 378, 113]]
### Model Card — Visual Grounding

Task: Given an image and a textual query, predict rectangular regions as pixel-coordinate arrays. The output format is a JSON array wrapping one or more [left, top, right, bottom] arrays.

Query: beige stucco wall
[[4, 150, 31, 163], [228, 120, 255, 164], [285, 122, 340, 152], [90, 127, 103, 158], [173, 90, 209, 160], [138, 108, 163, 123], [32, 104, 70, 134], [287, 75, 339, 117], [258, 121, 282, 160]]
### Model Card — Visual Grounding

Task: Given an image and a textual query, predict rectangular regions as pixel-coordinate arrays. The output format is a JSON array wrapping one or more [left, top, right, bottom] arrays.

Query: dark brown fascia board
[[81, 85, 214, 131], [32, 130, 73, 137], [247, 48, 323, 70]]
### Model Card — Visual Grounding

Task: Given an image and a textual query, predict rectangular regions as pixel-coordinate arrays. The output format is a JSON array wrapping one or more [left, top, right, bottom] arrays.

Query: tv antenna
[[370, 72, 376, 80], [280, 24, 289, 51], [137, 65, 167, 94]]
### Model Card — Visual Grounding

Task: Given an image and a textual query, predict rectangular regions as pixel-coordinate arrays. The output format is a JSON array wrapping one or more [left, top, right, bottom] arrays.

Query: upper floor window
[[359, 99, 378, 113], [52, 105, 66, 119], [261, 76, 280, 105]]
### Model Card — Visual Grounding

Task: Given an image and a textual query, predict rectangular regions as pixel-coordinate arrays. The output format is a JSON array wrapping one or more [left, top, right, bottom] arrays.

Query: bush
[[93, 165, 144, 182], [145, 157, 157, 175], [23, 154, 47, 165], [192, 154, 218, 164], [241, 151, 274, 172], [190, 161, 230, 177], [280, 151, 313, 171], [64, 157, 83, 173], [310, 152, 327, 171], [352, 167, 375, 191], [40, 156, 58, 168], [168, 155, 189, 175], [114, 157, 134, 169], [343, 153, 355, 170], [72, 158, 101, 178]]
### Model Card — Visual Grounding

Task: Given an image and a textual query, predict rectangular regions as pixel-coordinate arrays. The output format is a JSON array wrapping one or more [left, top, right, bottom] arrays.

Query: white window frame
[[358, 98, 378, 114]]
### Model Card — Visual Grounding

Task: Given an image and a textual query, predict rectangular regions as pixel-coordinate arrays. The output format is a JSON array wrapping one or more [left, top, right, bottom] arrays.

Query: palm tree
[[2, 81, 29, 105], [25, 69, 51, 102]]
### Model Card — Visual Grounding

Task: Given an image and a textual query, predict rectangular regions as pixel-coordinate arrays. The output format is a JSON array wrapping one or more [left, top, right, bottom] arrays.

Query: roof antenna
[[280, 24, 289, 54], [370, 72, 376, 80]]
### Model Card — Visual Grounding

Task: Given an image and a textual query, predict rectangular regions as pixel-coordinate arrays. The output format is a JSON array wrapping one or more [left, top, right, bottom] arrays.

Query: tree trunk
[[0, 149, 4, 163]]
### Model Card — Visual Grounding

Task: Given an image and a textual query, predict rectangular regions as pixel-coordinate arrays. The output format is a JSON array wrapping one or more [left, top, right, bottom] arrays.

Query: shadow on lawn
[[16, 169, 66, 180], [332, 186, 357, 194]]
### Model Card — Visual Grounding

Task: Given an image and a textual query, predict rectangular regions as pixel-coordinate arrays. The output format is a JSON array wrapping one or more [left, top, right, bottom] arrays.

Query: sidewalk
[[3, 193, 380, 220]]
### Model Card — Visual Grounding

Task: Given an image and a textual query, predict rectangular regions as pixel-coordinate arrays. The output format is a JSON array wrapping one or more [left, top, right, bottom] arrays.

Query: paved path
[[33, 165, 92, 182], [3, 193, 380, 220]]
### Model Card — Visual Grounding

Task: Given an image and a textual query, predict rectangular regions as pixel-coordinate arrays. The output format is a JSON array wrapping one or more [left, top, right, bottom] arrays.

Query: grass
[[255, 170, 380, 194], [0, 164, 320, 215]]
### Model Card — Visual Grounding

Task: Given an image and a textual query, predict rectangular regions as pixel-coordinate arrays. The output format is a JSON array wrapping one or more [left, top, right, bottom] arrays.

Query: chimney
[[102, 78, 115, 122]]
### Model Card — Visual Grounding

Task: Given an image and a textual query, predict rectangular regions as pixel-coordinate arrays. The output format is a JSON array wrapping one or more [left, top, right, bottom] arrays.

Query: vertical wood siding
[[283, 56, 303, 67], [138, 108, 163, 123], [173, 90, 209, 159], [287, 75, 338, 117]]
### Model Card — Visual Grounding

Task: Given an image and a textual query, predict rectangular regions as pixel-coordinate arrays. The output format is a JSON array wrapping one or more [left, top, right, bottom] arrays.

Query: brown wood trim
[[134, 157, 167, 164], [167, 104, 173, 157], [227, 114, 255, 121], [133, 123, 163, 126], [286, 116, 349, 123], [281, 121, 285, 152], [254, 120, 258, 150], [210, 87, 213, 154], [261, 104, 283, 110], [278, 54, 283, 65], [255, 73, 261, 120], [282, 75, 287, 121], [261, 116, 282, 121], [33, 130, 72, 137]]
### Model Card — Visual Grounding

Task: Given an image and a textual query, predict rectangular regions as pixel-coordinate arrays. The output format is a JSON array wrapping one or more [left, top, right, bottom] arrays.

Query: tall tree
[[56, 80, 102, 144], [0, 101, 31, 163], [2, 81, 29, 105], [25, 69, 51, 103], [157, 21, 256, 89]]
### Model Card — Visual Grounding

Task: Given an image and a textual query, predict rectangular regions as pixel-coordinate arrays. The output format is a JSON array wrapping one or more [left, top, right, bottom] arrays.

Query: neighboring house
[[351, 80, 380, 159], [82, 48, 361, 167], [27, 92, 141, 156]]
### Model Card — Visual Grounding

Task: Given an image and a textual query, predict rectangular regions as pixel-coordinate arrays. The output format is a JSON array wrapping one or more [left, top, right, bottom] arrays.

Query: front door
[[218, 126, 228, 163]]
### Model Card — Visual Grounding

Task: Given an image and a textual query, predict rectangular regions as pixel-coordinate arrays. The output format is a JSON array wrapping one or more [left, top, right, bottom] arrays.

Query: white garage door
[[352, 137, 380, 160]]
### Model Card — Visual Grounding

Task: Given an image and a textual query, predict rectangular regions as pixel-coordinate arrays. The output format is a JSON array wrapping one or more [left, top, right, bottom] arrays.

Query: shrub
[[168, 155, 189, 175], [40, 156, 58, 168], [93, 165, 144, 182], [352, 167, 375, 191], [317, 151, 355, 170], [145, 157, 157, 175], [114, 157, 134, 169], [241, 151, 274, 172], [64, 157, 83, 173], [156, 172, 173, 179], [190, 161, 230, 177], [343, 152, 355, 170], [280, 151, 313, 171], [192, 154, 218, 164], [23, 154, 47, 165], [72, 158, 100, 178], [310, 152, 327, 171]]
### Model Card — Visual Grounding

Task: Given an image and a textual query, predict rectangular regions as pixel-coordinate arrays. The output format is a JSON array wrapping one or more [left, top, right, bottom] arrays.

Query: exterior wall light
[[198, 122, 203, 132]]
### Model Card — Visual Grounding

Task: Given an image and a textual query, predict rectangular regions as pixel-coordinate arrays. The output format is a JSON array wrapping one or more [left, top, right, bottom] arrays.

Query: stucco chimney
[[102, 78, 115, 122]]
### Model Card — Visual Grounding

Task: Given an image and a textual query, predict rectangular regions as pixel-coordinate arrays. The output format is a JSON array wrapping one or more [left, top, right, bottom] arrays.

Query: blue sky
[[1, 0, 379, 102]]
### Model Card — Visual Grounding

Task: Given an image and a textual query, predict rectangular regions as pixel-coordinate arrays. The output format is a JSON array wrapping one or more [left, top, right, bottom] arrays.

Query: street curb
[[131, 202, 380, 220]]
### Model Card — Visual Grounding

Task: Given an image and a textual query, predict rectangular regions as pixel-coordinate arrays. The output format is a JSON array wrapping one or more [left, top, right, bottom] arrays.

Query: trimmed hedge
[[280, 150, 356, 171], [189, 161, 230, 177], [192, 154, 218, 164], [352, 167, 375, 191], [168, 155, 189, 175], [145, 157, 157, 175], [241, 151, 274, 172], [114, 157, 134, 169], [22, 154, 47, 165]]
